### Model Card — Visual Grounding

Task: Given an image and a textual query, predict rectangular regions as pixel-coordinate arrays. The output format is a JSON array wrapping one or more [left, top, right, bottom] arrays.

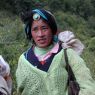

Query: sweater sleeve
[[67, 49, 95, 95], [16, 54, 27, 94]]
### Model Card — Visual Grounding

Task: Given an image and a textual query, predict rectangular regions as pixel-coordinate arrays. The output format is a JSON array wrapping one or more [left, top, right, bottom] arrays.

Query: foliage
[[48, 0, 95, 19], [88, 37, 95, 52], [0, 0, 95, 94], [82, 49, 95, 79], [0, 0, 47, 14]]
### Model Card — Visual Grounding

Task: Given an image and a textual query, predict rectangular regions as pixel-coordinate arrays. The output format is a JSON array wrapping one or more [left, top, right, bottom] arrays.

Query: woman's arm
[[67, 49, 95, 95]]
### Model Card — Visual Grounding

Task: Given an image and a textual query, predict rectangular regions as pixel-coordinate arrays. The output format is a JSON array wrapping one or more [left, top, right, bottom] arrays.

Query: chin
[[37, 44, 49, 48]]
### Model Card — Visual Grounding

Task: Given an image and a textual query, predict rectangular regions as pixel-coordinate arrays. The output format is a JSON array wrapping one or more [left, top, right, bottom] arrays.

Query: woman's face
[[31, 19, 53, 48]]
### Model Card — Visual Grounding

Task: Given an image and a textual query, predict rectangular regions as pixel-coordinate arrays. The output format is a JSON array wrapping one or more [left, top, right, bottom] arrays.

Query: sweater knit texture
[[16, 48, 95, 95]]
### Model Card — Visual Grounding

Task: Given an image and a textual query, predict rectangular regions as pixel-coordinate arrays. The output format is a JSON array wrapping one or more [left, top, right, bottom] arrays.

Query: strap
[[64, 49, 76, 81]]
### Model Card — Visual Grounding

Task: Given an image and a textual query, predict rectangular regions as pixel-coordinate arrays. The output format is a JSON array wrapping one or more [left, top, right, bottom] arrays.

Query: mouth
[[37, 38, 47, 43]]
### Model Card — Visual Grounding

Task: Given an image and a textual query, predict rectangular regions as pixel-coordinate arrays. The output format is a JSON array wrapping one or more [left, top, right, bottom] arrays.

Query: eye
[[42, 26, 48, 31], [32, 27, 38, 32]]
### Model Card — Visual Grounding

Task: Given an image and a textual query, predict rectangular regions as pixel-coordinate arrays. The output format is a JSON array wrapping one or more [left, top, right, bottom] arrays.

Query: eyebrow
[[32, 25, 48, 29], [41, 25, 48, 28]]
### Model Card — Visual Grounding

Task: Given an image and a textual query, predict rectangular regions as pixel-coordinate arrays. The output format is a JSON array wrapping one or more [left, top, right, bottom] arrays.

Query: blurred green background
[[0, 0, 95, 94]]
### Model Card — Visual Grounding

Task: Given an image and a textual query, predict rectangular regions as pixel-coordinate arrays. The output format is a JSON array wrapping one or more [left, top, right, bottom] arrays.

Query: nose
[[37, 29, 44, 36]]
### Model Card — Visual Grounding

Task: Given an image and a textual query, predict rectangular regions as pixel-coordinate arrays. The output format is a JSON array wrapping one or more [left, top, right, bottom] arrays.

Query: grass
[[0, 10, 95, 95]]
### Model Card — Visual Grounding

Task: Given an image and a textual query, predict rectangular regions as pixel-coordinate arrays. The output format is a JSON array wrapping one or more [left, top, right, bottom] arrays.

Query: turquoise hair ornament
[[32, 9, 48, 20], [33, 13, 40, 20]]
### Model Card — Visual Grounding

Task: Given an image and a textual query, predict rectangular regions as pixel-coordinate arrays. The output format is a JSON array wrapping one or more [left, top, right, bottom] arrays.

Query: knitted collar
[[24, 43, 62, 72]]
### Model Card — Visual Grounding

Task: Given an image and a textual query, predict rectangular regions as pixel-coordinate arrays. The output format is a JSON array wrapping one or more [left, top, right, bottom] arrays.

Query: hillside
[[0, 8, 95, 94]]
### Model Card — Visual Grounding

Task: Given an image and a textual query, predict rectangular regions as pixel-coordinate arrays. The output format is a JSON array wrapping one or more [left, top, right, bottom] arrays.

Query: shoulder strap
[[64, 49, 76, 81]]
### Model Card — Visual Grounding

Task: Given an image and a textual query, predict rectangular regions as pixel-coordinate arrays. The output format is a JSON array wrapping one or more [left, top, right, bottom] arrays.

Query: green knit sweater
[[16, 48, 95, 95]]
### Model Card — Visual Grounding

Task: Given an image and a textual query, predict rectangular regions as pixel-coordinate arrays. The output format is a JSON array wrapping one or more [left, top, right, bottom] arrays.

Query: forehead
[[31, 19, 49, 27]]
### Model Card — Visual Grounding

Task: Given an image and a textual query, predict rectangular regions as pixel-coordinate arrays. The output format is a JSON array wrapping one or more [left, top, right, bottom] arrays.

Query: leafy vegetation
[[0, 0, 95, 94]]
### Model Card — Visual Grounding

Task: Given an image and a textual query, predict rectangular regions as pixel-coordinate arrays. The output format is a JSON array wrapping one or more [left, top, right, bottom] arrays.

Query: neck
[[34, 44, 54, 56]]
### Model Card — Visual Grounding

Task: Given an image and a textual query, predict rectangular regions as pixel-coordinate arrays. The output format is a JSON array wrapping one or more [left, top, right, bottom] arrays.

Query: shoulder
[[64, 48, 81, 58], [65, 48, 85, 67], [18, 47, 32, 60], [18, 52, 25, 65], [19, 53, 25, 60], [65, 48, 76, 53]]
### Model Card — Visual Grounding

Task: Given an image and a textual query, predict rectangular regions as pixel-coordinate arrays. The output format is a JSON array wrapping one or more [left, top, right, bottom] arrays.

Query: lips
[[37, 38, 47, 43]]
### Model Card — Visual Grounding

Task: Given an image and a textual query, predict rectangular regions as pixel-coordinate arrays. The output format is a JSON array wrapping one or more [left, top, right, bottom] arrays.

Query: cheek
[[47, 31, 52, 38], [31, 32, 36, 41], [46, 32, 53, 42]]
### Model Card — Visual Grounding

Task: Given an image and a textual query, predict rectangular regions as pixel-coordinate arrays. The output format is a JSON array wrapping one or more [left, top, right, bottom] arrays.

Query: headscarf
[[21, 9, 57, 40]]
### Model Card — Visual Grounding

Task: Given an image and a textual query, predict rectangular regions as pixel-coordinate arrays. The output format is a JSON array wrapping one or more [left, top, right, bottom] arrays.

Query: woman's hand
[[58, 31, 85, 55]]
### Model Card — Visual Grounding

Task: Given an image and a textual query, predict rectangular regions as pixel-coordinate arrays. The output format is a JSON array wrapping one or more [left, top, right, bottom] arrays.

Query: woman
[[16, 9, 95, 95], [0, 55, 12, 95]]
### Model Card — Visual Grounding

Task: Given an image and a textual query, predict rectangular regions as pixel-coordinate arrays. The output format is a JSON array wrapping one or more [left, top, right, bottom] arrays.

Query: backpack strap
[[64, 49, 76, 81]]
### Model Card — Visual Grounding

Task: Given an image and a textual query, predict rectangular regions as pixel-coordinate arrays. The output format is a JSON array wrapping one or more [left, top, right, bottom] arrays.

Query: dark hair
[[21, 9, 57, 40]]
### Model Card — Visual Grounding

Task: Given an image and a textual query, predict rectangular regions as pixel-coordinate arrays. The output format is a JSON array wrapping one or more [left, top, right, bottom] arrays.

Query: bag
[[0, 92, 6, 95], [68, 80, 80, 95], [0, 75, 10, 95], [64, 49, 80, 95]]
